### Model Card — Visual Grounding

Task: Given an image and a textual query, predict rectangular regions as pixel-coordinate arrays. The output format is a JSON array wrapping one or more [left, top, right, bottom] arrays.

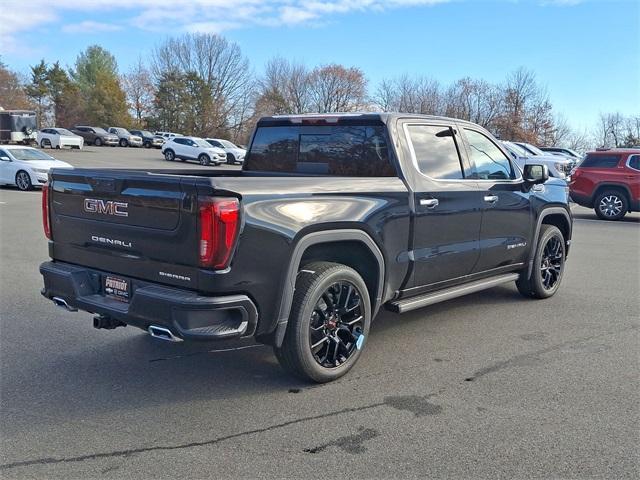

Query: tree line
[[0, 32, 637, 149]]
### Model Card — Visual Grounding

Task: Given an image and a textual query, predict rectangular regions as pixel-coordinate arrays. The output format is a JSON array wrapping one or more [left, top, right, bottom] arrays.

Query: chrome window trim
[[402, 122, 472, 184], [626, 154, 640, 172]]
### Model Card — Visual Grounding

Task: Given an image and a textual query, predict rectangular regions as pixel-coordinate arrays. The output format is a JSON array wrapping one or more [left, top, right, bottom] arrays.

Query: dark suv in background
[[129, 129, 164, 149], [570, 148, 640, 220], [70, 126, 118, 147]]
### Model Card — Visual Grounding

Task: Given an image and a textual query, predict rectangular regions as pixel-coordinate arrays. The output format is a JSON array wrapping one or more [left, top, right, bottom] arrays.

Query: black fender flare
[[273, 229, 385, 347], [526, 207, 572, 278], [592, 182, 633, 203]]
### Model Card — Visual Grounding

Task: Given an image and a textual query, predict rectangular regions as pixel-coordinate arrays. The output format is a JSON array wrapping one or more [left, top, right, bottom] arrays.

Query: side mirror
[[523, 164, 549, 184], [0, 156, 11, 162]]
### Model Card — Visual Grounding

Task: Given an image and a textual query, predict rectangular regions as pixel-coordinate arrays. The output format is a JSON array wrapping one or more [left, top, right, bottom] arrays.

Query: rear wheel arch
[[273, 230, 385, 347], [592, 183, 631, 205]]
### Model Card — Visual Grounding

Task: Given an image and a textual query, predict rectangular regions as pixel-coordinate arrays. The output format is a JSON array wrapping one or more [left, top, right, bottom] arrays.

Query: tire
[[94, 137, 102, 147], [55, 145, 60, 149], [40, 139, 48, 149], [15, 171, 33, 191], [198, 154, 211, 166], [594, 189, 628, 221], [143, 141, 151, 149], [227, 153, 235, 164], [119, 138, 128, 147], [164, 149, 175, 161], [274, 262, 371, 383], [516, 224, 566, 299]]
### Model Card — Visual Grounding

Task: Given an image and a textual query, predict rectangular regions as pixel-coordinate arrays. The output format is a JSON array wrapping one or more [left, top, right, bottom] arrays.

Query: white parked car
[[108, 127, 143, 147], [501, 141, 573, 180], [37, 128, 84, 150], [161, 137, 227, 166], [0, 146, 72, 191], [155, 131, 181, 141], [205, 138, 246, 165]]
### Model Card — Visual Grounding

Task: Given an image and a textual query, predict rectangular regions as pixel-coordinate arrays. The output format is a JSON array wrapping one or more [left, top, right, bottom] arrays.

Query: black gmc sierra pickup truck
[[40, 113, 572, 382]]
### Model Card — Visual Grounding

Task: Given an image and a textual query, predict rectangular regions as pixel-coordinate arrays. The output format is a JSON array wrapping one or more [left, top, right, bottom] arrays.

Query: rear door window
[[405, 125, 465, 179], [580, 154, 621, 168], [246, 125, 396, 176]]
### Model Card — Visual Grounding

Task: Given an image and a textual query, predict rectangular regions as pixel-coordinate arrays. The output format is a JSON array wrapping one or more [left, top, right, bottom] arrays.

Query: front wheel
[[40, 139, 48, 149], [119, 138, 128, 147], [15, 171, 33, 191], [94, 137, 102, 147], [274, 262, 371, 383], [198, 154, 210, 166], [594, 190, 628, 221], [164, 150, 175, 161], [516, 224, 566, 299]]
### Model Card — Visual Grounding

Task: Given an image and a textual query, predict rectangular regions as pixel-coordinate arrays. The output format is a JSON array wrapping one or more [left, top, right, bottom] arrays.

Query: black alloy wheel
[[308, 281, 364, 369], [540, 235, 563, 291]]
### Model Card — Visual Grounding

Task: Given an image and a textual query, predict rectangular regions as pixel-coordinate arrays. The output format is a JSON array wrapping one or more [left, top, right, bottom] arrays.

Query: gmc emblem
[[83, 198, 129, 217]]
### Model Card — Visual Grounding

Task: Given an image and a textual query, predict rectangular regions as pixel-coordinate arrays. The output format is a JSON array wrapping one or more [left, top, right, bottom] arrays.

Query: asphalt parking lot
[[0, 147, 638, 479]]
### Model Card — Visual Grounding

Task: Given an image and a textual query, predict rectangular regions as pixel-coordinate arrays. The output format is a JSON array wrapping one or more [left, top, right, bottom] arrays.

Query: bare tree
[[308, 64, 367, 113], [152, 33, 253, 138], [122, 57, 155, 126], [372, 75, 442, 115], [444, 77, 502, 128], [256, 57, 312, 115], [595, 112, 626, 147]]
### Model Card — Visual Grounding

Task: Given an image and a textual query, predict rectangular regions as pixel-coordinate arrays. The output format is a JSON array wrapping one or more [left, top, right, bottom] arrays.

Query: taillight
[[42, 182, 52, 239], [198, 197, 240, 269]]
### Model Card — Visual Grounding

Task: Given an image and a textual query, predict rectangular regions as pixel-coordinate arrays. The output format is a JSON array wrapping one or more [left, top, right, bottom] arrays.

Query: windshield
[[55, 128, 74, 135], [518, 142, 546, 156], [9, 148, 56, 162], [194, 138, 213, 148], [139, 130, 152, 137], [219, 140, 237, 149], [94, 127, 109, 134], [503, 141, 528, 157]]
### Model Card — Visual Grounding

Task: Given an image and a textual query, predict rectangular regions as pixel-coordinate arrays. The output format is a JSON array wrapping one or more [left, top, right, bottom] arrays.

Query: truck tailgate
[[48, 169, 202, 289]]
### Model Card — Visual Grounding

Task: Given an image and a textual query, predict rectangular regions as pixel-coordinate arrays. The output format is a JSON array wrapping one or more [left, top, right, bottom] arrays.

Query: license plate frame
[[103, 275, 130, 302]]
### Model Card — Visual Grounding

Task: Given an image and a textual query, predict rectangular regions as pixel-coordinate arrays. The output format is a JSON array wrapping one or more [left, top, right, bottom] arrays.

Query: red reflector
[[42, 182, 52, 239], [198, 198, 240, 269]]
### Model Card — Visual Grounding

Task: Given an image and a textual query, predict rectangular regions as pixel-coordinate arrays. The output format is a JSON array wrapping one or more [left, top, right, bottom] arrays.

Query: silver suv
[[108, 127, 143, 148], [502, 141, 573, 180]]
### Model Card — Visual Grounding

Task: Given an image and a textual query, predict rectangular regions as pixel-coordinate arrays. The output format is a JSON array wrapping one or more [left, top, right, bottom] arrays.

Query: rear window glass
[[580, 154, 621, 168], [245, 125, 396, 176], [406, 125, 464, 179], [628, 155, 639, 171]]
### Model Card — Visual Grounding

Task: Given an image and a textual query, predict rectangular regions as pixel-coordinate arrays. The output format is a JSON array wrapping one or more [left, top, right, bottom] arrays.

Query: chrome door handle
[[420, 198, 439, 209], [484, 195, 499, 203]]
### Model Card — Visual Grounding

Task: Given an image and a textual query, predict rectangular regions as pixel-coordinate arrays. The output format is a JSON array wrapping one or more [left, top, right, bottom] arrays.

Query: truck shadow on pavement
[[5, 285, 524, 423]]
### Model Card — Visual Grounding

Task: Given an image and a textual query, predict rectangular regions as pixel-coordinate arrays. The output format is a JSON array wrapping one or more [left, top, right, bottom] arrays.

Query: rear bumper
[[40, 261, 258, 341]]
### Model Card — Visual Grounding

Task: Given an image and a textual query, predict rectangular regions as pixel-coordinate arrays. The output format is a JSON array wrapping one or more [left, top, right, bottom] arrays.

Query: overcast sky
[[1, 0, 638, 130]]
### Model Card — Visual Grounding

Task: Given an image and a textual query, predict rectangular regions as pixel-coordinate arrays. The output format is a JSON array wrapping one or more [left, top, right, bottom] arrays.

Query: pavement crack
[[0, 401, 386, 471]]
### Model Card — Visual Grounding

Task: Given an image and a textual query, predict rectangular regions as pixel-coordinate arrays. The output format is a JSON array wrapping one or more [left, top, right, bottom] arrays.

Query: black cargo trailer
[[0, 110, 38, 144]]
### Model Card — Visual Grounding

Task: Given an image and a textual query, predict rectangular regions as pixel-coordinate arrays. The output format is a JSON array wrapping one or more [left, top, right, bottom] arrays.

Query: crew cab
[[569, 148, 640, 220], [40, 113, 572, 383]]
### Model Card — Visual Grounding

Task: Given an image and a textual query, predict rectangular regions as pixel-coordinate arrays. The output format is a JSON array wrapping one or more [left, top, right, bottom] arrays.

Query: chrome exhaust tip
[[148, 325, 182, 342], [52, 296, 78, 312]]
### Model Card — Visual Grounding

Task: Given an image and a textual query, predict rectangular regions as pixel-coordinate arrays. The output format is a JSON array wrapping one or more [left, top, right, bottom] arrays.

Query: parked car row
[[37, 126, 169, 150], [161, 136, 246, 166]]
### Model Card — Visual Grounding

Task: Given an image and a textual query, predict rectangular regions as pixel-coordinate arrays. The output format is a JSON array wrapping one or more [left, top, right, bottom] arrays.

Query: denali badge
[[91, 235, 132, 248], [84, 198, 129, 217]]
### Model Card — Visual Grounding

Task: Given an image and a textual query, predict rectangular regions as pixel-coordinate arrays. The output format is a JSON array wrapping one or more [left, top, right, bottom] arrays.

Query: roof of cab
[[258, 112, 479, 127]]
